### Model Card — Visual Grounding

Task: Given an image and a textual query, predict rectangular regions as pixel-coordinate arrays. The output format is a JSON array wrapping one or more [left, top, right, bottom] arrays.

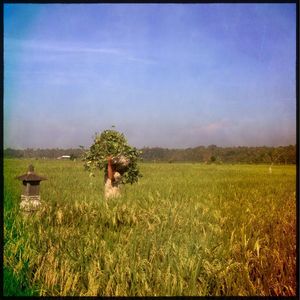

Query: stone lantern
[[16, 165, 47, 212]]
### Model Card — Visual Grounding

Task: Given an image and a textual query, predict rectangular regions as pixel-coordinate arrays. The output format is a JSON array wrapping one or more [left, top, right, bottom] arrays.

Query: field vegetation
[[4, 159, 296, 296]]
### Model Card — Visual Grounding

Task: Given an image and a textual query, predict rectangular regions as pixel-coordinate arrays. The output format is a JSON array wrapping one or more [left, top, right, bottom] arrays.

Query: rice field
[[3, 159, 297, 296]]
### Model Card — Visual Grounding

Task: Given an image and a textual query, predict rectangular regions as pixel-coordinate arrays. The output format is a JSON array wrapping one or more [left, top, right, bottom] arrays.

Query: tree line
[[3, 148, 85, 160], [140, 145, 296, 164], [3, 144, 296, 164]]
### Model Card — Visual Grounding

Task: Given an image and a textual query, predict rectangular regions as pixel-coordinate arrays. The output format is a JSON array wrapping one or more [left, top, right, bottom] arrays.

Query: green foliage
[[4, 267, 38, 296], [82, 129, 142, 184], [210, 156, 216, 163]]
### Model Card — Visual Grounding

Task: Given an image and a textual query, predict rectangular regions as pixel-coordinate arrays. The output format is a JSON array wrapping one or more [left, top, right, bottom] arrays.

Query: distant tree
[[4, 148, 23, 158], [70, 153, 77, 161], [210, 156, 216, 163]]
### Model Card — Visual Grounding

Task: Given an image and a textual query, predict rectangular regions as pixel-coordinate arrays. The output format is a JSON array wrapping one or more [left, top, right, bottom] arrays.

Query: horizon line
[[4, 144, 296, 151]]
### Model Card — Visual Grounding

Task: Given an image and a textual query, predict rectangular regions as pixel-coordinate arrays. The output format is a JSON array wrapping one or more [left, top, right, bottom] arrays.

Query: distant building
[[57, 155, 71, 160]]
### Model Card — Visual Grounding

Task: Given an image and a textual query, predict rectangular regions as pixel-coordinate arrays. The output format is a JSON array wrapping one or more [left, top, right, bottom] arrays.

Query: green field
[[4, 159, 296, 296]]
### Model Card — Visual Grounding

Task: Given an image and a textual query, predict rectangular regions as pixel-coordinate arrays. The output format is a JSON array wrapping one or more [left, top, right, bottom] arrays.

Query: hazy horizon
[[4, 4, 296, 149], [4, 142, 296, 151]]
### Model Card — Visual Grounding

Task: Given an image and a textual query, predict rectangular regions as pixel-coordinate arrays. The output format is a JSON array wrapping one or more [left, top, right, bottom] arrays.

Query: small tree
[[210, 155, 216, 163], [82, 129, 142, 198]]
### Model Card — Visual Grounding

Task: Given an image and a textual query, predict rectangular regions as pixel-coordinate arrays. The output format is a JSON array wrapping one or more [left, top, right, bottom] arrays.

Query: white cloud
[[5, 37, 156, 65]]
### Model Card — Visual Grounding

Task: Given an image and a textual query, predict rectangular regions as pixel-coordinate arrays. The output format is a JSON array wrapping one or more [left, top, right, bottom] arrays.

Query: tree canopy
[[82, 129, 142, 184]]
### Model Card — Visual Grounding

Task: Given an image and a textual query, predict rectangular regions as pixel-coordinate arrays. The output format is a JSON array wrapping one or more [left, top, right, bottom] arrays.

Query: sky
[[4, 4, 296, 149]]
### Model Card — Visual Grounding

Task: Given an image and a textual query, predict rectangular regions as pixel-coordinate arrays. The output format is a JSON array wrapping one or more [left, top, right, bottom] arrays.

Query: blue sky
[[4, 4, 296, 149]]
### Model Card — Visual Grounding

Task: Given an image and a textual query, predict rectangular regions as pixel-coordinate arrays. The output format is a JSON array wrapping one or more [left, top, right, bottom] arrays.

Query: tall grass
[[4, 159, 296, 296]]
